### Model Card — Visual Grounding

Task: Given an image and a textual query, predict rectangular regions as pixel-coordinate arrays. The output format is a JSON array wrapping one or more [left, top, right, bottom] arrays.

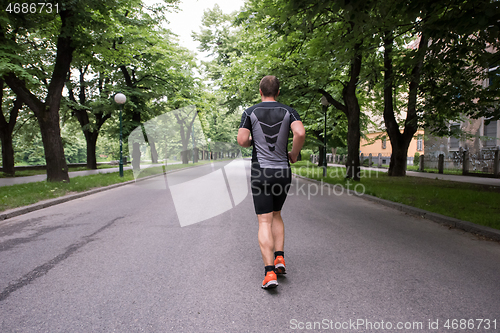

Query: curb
[[292, 174, 500, 242], [0, 164, 207, 223]]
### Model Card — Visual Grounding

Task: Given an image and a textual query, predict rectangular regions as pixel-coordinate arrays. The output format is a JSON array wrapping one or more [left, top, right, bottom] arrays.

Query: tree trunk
[[38, 109, 69, 181], [389, 140, 410, 176], [150, 139, 158, 163], [194, 148, 199, 163], [344, 108, 361, 180], [140, 124, 158, 164], [318, 47, 362, 182], [343, 44, 362, 181], [0, 82, 21, 177], [174, 111, 197, 165], [85, 132, 98, 170], [0, 128, 15, 176], [132, 142, 141, 171], [181, 150, 189, 164], [317, 145, 324, 167]]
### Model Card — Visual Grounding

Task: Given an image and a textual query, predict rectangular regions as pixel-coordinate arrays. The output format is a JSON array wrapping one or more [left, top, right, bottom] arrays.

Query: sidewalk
[[327, 163, 500, 187], [0, 166, 135, 186], [0, 161, 189, 187]]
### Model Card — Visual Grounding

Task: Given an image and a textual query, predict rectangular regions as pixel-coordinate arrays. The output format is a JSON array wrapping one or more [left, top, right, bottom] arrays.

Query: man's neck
[[261, 96, 276, 102]]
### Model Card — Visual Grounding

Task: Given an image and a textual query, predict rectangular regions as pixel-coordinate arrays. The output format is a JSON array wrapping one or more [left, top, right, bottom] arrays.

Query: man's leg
[[272, 210, 286, 274], [257, 212, 275, 266], [258, 212, 279, 289], [272, 211, 284, 252]]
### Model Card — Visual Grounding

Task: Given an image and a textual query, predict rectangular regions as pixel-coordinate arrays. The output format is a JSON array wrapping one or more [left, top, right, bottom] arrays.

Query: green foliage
[[414, 152, 420, 167], [194, 2, 354, 159], [300, 150, 312, 162]]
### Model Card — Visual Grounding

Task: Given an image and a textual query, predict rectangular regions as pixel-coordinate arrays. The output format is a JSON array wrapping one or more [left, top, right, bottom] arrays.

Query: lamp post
[[320, 96, 330, 177], [114, 93, 126, 177]]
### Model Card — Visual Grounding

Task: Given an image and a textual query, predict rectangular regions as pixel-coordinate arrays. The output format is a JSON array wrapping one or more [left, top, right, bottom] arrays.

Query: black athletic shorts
[[250, 165, 292, 215]]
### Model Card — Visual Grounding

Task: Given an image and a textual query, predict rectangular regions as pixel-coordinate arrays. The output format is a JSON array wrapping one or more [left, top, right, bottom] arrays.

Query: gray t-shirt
[[239, 101, 301, 168]]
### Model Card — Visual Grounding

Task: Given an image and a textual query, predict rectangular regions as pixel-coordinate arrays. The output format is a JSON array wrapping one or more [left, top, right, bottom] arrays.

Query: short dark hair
[[259, 75, 280, 97]]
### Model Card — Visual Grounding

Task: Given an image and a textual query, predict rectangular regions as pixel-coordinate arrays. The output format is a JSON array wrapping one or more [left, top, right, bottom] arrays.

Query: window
[[417, 135, 423, 151], [382, 137, 386, 149], [449, 124, 460, 149], [484, 119, 498, 147]]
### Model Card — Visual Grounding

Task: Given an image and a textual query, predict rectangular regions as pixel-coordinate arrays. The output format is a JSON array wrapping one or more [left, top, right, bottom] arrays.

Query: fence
[[310, 148, 500, 178], [311, 153, 412, 167], [419, 148, 500, 177]]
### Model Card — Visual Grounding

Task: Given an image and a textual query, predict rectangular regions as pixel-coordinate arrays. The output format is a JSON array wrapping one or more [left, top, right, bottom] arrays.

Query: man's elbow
[[295, 129, 306, 140], [236, 137, 244, 147], [237, 136, 246, 147]]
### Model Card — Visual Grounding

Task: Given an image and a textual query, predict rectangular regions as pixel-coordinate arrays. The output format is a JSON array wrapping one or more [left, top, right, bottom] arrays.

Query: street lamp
[[114, 93, 126, 177], [320, 95, 330, 177]]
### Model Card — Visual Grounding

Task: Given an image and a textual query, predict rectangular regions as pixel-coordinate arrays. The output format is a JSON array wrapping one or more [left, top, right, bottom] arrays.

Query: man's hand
[[288, 151, 298, 164]]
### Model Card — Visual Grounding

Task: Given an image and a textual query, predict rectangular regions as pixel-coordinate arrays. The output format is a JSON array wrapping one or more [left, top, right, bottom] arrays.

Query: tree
[[1, 4, 78, 181], [65, 66, 113, 169], [108, 4, 194, 170], [2, 1, 126, 181], [418, 0, 500, 132], [376, 0, 500, 176], [0, 79, 22, 176]]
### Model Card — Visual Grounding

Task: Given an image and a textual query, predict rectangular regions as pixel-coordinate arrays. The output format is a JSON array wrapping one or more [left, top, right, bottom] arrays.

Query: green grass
[[0, 164, 117, 178], [0, 161, 213, 212], [292, 161, 500, 230], [409, 166, 463, 175], [406, 165, 485, 175]]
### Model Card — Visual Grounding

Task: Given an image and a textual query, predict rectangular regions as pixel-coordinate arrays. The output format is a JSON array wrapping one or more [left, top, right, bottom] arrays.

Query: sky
[[150, 0, 246, 57]]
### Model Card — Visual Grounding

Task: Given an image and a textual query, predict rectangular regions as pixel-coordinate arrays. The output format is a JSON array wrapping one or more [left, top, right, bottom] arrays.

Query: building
[[424, 63, 499, 172], [424, 118, 499, 171], [359, 130, 425, 165]]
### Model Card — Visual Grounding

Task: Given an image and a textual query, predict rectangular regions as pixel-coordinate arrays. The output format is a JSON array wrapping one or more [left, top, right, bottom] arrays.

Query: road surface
[[1, 160, 499, 332]]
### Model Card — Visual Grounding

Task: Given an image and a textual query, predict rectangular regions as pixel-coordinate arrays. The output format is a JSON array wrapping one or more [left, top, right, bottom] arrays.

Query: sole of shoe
[[275, 264, 286, 274], [262, 280, 278, 289]]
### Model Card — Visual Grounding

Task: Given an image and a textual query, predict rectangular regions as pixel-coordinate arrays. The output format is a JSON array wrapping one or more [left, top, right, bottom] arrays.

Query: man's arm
[[288, 121, 305, 163], [237, 128, 252, 148]]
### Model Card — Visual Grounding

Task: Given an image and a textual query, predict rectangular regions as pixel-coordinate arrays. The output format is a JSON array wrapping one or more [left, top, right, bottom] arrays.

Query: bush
[[362, 158, 373, 167], [414, 152, 420, 167], [300, 149, 313, 162]]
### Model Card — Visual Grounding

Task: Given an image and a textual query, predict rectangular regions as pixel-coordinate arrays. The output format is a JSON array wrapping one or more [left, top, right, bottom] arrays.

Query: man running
[[237, 75, 305, 289]]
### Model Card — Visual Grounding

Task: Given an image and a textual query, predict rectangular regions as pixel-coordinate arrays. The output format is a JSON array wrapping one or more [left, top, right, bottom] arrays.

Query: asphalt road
[[1, 160, 499, 332]]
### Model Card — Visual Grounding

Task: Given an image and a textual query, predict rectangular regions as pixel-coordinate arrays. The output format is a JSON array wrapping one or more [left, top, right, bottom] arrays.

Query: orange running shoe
[[274, 256, 286, 274], [262, 271, 278, 289]]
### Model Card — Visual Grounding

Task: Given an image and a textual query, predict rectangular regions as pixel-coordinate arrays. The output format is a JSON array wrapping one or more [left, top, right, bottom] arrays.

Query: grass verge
[[0, 164, 117, 178], [292, 161, 500, 230], [0, 161, 211, 212]]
